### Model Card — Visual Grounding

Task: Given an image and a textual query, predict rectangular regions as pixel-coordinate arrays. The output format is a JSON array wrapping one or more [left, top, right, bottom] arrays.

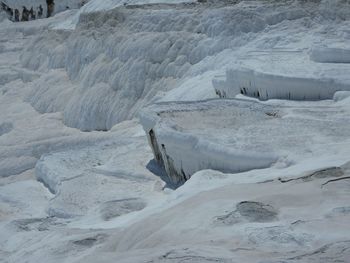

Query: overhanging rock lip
[[213, 49, 350, 101], [139, 99, 280, 185]]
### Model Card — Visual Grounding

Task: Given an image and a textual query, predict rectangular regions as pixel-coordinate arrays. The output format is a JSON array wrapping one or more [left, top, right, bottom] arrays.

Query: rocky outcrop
[[0, 0, 86, 21]]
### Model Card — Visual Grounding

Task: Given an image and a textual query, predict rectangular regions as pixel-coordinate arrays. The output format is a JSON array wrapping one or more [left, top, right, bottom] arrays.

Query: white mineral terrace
[[213, 49, 350, 101], [1, 0, 350, 262], [140, 97, 350, 184]]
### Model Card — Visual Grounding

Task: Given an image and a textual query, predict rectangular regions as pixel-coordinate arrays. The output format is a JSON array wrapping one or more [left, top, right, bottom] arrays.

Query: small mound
[[236, 201, 278, 222], [72, 234, 107, 248], [100, 198, 146, 221], [214, 201, 278, 225]]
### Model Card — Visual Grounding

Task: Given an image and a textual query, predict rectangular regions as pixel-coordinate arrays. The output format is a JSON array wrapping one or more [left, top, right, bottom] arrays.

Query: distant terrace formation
[[0, 0, 86, 21]]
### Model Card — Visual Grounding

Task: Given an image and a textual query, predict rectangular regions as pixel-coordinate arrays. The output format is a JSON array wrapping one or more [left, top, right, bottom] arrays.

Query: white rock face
[[140, 100, 279, 184], [1, 1, 350, 262], [213, 54, 350, 101], [140, 98, 350, 184], [20, 0, 350, 130]]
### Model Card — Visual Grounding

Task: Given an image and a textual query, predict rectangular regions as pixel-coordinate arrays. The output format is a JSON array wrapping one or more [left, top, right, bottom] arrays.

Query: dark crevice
[[146, 159, 178, 190], [160, 143, 187, 186], [278, 167, 344, 183], [321, 176, 350, 187], [148, 129, 163, 164], [37, 177, 56, 195], [46, 0, 54, 18], [287, 240, 350, 260]]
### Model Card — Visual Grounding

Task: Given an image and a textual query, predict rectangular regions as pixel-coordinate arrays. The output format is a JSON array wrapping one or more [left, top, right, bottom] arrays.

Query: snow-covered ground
[[1, 0, 350, 262]]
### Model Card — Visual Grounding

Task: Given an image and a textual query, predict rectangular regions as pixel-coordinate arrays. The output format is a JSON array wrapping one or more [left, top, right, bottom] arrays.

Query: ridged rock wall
[[0, 0, 86, 21]]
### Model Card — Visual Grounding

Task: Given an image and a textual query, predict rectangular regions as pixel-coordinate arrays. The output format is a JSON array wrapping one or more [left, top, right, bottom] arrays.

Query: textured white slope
[[1, 1, 350, 262], [35, 129, 165, 219], [53, 0, 196, 30], [21, 0, 350, 131], [80, 164, 350, 263]]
